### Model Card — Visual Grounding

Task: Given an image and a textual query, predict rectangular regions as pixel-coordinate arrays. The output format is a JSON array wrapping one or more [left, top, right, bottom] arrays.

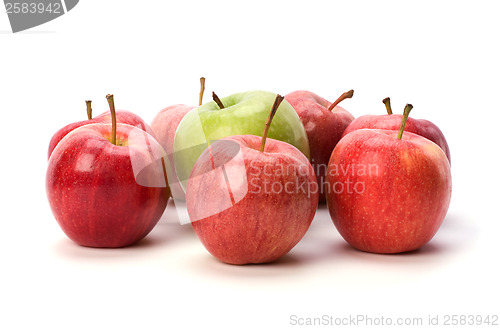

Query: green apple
[[173, 90, 310, 190]]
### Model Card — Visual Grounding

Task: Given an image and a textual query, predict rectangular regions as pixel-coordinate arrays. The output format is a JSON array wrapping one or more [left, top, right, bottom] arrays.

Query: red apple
[[326, 104, 452, 253], [46, 95, 169, 247], [151, 104, 195, 156], [150, 77, 205, 200], [186, 95, 319, 264], [151, 105, 194, 200], [48, 99, 153, 159], [285, 90, 355, 203], [342, 97, 450, 162]]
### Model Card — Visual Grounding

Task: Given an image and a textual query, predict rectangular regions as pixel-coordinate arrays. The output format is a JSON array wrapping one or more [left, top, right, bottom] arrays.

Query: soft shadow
[[187, 251, 309, 280], [317, 200, 328, 207], [333, 240, 445, 258], [153, 221, 195, 244], [52, 220, 195, 261], [218, 253, 303, 268], [52, 238, 157, 261], [321, 210, 476, 263], [190, 215, 338, 275], [244, 253, 302, 267], [53, 238, 138, 261], [326, 235, 460, 273]]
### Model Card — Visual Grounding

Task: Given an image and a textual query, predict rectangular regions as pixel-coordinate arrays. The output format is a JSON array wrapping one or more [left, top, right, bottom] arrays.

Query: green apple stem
[[105, 94, 117, 145], [199, 77, 205, 106], [212, 91, 224, 109], [260, 94, 284, 152], [86, 100, 92, 120], [382, 97, 393, 115], [327, 89, 354, 111], [397, 104, 413, 140]]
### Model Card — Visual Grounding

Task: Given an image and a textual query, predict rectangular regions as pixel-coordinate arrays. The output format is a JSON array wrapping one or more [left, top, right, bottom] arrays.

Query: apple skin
[[342, 114, 451, 162], [326, 129, 452, 254], [173, 90, 310, 190], [46, 123, 168, 248], [151, 104, 194, 156], [285, 90, 354, 202], [150, 104, 194, 200], [186, 135, 318, 265], [48, 110, 153, 160]]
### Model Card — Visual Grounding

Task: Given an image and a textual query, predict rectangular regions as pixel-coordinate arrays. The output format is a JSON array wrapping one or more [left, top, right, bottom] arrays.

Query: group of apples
[[46, 78, 452, 265]]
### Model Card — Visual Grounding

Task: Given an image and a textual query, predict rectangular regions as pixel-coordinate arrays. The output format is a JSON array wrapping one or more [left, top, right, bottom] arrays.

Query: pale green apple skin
[[173, 90, 310, 187]]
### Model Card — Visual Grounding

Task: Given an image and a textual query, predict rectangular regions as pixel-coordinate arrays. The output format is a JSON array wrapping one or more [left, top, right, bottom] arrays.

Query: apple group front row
[[46, 87, 451, 265]]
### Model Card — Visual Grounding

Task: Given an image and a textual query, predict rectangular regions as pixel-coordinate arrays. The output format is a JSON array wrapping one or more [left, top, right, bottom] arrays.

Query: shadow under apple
[[328, 211, 477, 266], [52, 217, 195, 262]]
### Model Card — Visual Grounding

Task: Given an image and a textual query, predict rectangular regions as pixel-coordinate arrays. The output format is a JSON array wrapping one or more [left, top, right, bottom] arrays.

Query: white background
[[1, 1, 499, 328]]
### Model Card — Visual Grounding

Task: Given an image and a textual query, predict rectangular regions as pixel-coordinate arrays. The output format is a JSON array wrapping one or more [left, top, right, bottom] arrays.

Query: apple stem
[[327, 89, 354, 111], [212, 91, 224, 109], [260, 94, 284, 152], [86, 100, 92, 120], [199, 77, 205, 106], [105, 94, 117, 145], [397, 104, 413, 140], [382, 97, 393, 115]]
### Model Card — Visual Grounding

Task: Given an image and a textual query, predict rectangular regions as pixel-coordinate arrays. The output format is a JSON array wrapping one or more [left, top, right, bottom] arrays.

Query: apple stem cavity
[[260, 94, 284, 152], [199, 77, 206, 106], [328, 89, 354, 111], [86, 100, 92, 120], [105, 94, 117, 145], [212, 91, 225, 109], [397, 104, 413, 140], [382, 97, 393, 115]]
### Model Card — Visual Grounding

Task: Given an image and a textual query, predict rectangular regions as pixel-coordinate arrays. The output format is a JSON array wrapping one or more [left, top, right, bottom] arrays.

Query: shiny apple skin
[[186, 135, 319, 264], [46, 123, 168, 247], [326, 129, 452, 254], [150, 104, 194, 200], [286, 90, 355, 202], [48, 110, 153, 160], [174, 90, 310, 190], [342, 114, 451, 163]]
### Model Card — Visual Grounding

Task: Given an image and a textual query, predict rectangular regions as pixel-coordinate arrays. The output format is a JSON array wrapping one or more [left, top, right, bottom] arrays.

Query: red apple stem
[[199, 77, 206, 106], [327, 89, 354, 111], [105, 94, 117, 145], [382, 97, 393, 115], [260, 94, 284, 152], [212, 91, 225, 109], [397, 104, 413, 140], [86, 100, 92, 120]]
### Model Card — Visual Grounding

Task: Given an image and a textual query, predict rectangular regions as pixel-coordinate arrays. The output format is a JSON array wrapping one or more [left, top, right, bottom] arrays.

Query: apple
[[326, 104, 452, 253], [48, 99, 153, 159], [186, 95, 319, 264], [285, 89, 355, 202], [173, 90, 310, 191], [150, 77, 205, 200], [46, 95, 169, 247], [151, 104, 194, 154], [342, 97, 451, 162]]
